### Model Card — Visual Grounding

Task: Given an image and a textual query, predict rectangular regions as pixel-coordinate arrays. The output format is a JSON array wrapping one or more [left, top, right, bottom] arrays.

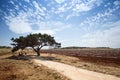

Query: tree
[[54, 43, 61, 49], [11, 33, 60, 56], [11, 36, 27, 52]]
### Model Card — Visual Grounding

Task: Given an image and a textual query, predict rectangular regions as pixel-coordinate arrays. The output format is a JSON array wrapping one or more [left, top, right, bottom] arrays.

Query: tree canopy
[[11, 33, 61, 56]]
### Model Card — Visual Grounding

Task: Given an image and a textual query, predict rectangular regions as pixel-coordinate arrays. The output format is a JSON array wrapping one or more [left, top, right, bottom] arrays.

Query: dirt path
[[33, 58, 120, 80]]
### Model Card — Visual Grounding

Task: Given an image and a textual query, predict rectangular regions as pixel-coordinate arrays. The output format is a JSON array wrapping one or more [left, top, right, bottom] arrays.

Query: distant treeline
[[62, 46, 111, 49], [0, 46, 11, 49]]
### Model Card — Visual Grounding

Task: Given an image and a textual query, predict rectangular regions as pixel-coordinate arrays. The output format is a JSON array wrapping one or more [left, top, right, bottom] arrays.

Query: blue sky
[[0, 0, 120, 48]]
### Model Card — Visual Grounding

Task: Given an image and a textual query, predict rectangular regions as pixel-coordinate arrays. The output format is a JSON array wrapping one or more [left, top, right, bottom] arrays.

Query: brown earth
[[0, 54, 70, 80], [1, 48, 120, 79], [40, 52, 120, 77], [34, 57, 120, 80]]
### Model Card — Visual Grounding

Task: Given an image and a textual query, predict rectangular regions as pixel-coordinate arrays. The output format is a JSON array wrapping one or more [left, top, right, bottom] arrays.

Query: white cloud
[[5, 6, 71, 35], [6, 13, 71, 35], [113, 0, 120, 6], [8, 19, 32, 34], [32, 21, 71, 35], [79, 5, 119, 28], [79, 20, 120, 48], [73, 3, 91, 12], [5, 11, 32, 34], [71, 0, 102, 12], [1, 0, 120, 48], [4, 0, 54, 34], [24, 0, 30, 3], [33, 1, 43, 12], [7, 17, 71, 35], [34, 21, 71, 34], [9, 0, 15, 5], [32, 29, 55, 35], [55, 0, 65, 4], [58, 7, 65, 12], [47, 0, 103, 20], [65, 0, 103, 20]]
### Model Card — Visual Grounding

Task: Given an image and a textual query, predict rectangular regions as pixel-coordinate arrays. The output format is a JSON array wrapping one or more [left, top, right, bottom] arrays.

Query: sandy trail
[[33, 58, 120, 80]]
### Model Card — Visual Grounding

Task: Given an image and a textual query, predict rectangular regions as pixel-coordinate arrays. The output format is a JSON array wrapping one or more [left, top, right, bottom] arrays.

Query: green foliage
[[11, 33, 61, 56], [11, 36, 27, 52]]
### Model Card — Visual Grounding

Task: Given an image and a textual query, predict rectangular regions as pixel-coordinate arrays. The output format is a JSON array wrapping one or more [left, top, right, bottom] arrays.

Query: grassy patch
[[0, 55, 70, 80], [0, 48, 12, 56]]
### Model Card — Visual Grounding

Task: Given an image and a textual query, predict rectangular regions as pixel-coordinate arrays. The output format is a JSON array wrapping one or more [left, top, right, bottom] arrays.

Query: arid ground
[[0, 48, 120, 80], [41, 48, 120, 77], [0, 48, 69, 80]]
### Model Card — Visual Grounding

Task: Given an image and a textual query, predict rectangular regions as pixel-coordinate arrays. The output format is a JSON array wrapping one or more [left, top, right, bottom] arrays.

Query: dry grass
[[41, 53, 120, 77], [0, 58, 69, 80], [0, 49, 70, 80], [0, 59, 30, 80], [0, 48, 12, 56], [1, 48, 120, 79]]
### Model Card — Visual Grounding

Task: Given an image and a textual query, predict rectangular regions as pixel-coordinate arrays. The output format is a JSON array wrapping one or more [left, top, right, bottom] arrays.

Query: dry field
[[41, 49, 120, 77], [0, 48, 12, 56], [0, 49, 69, 80], [1, 48, 120, 79]]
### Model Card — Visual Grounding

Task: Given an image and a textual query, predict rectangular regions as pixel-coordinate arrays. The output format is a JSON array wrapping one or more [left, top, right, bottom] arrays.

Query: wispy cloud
[[79, 20, 120, 48], [2, 0, 70, 35], [113, 0, 120, 6], [5, 14, 71, 35], [1, 0, 120, 47], [72, 3, 91, 12], [54, 0, 65, 4], [79, 4, 120, 30], [47, 0, 103, 20], [24, 0, 30, 3], [8, 16, 32, 34], [65, 0, 103, 20], [31, 21, 71, 35]]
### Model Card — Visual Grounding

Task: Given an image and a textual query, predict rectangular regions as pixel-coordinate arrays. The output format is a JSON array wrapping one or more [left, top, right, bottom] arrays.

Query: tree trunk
[[32, 47, 40, 56], [36, 50, 40, 56]]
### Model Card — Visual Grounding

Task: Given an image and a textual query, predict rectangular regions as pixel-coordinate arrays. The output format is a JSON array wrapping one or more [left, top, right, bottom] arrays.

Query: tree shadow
[[6, 55, 29, 60], [5, 54, 61, 61]]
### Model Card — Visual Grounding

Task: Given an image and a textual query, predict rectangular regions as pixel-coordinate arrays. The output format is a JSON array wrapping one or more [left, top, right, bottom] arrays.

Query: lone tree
[[11, 33, 60, 56]]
